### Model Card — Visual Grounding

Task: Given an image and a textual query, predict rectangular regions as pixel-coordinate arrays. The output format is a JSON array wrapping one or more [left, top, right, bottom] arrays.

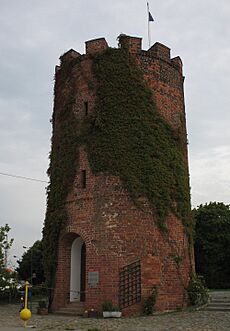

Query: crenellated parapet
[[58, 35, 182, 74], [55, 35, 186, 131]]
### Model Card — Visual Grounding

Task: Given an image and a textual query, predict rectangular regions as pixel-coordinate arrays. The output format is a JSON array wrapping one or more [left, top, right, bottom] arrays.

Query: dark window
[[81, 170, 86, 188], [84, 102, 88, 116]]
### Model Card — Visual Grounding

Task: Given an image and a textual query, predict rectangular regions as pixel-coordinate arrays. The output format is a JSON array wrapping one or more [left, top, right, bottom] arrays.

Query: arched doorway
[[70, 237, 86, 302]]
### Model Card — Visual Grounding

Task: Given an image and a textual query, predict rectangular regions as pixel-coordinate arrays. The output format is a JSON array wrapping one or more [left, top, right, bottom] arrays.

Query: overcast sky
[[0, 0, 230, 263]]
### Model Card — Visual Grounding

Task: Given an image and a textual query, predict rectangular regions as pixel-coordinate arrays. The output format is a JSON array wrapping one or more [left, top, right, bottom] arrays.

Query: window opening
[[84, 102, 88, 116], [119, 260, 141, 308], [81, 170, 86, 188]]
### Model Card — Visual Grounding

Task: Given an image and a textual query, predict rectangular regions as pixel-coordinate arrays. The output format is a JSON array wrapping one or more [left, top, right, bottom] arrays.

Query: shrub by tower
[[43, 35, 194, 315]]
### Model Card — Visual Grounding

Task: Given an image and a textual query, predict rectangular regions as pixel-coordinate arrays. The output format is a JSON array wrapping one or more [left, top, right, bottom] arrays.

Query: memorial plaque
[[88, 271, 99, 288]]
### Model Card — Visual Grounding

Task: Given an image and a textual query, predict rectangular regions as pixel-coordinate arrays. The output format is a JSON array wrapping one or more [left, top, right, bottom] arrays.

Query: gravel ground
[[0, 304, 230, 331]]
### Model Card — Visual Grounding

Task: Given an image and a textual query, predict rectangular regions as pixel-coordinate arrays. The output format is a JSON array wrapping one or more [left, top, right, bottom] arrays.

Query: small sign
[[88, 271, 99, 288]]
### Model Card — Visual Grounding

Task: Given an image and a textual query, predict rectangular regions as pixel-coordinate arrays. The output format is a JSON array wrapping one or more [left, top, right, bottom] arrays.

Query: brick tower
[[43, 35, 193, 316]]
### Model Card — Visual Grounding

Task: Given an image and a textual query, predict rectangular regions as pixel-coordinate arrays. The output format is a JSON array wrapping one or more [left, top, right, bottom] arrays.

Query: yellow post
[[19, 281, 32, 328], [25, 281, 28, 308], [24, 281, 28, 328]]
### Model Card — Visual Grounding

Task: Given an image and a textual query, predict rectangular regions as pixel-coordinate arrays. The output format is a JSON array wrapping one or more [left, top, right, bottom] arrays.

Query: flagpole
[[147, 2, 151, 48]]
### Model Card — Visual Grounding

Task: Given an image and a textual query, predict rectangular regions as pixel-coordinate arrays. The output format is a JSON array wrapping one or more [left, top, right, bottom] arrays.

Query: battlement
[[118, 34, 142, 54], [60, 49, 81, 62], [59, 35, 182, 74], [85, 37, 108, 55], [147, 42, 170, 62], [171, 56, 183, 73]]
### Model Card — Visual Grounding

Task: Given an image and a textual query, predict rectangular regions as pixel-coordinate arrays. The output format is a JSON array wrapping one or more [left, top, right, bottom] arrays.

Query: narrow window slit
[[81, 170, 86, 188], [84, 102, 88, 116]]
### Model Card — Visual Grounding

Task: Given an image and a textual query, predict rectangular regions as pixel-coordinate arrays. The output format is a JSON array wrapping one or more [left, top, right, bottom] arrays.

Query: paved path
[[0, 301, 230, 331]]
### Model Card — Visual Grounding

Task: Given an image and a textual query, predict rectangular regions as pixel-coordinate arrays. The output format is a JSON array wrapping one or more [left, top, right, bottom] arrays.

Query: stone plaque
[[88, 271, 99, 288]]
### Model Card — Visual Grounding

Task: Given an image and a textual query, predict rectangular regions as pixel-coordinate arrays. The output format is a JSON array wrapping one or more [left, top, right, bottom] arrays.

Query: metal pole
[[24, 281, 29, 328], [147, 2, 151, 48], [30, 250, 33, 285], [30, 250, 33, 311]]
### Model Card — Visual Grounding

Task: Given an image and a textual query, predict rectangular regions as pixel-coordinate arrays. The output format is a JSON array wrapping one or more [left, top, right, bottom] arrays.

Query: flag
[[148, 11, 154, 22]]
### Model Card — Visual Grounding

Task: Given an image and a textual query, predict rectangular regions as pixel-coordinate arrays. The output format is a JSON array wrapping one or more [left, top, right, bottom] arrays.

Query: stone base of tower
[[51, 212, 192, 316]]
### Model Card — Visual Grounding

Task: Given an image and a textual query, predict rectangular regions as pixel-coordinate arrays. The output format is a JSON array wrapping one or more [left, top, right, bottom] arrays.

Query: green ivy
[[86, 48, 191, 228], [43, 57, 80, 289], [187, 274, 209, 306], [143, 288, 157, 315]]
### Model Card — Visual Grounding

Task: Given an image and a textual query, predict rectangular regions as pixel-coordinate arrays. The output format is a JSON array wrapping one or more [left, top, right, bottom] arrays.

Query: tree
[[194, 202, 230, 288], [0, 224, 13, 269], [0, 224, 17, 301], [17, 240, 45, 285]]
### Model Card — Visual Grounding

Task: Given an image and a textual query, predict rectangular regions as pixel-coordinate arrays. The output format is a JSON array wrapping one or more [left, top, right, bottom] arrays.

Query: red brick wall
[[118, 35, 142, 54], [85, 38, 108, 55], [51, 36, 193, 315]]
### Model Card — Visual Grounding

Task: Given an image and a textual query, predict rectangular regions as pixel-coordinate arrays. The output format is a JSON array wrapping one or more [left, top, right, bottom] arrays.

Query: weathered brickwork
[[51, 35, 193, 316]]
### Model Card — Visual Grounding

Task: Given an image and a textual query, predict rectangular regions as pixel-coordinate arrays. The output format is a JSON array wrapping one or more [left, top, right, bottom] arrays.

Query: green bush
[[102, 300, 113, 311], [187, 274, 209, 306], [143, 290, 157, 315]]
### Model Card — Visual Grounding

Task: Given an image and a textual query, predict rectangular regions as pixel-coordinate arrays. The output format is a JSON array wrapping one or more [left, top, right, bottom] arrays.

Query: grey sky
[[0, 0, 229, 262]]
